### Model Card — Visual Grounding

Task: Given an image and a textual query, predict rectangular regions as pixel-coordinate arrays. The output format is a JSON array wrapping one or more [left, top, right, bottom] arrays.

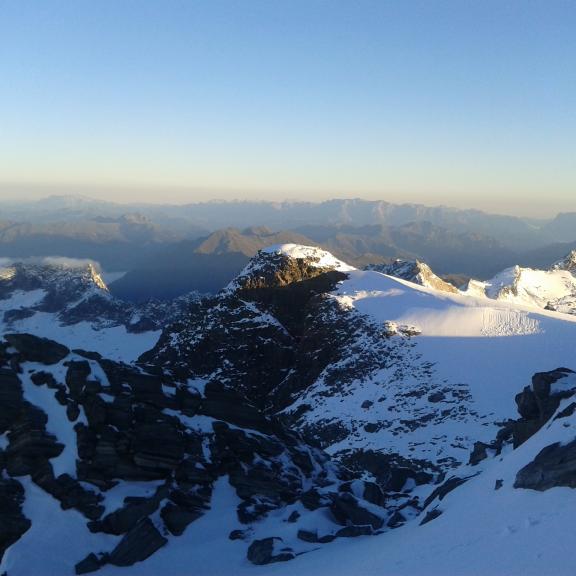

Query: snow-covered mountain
[[261, 368, 576, 576], [0, 259, 200, 361], [462, 249, 576, 315], [1, 245, 576, 575]]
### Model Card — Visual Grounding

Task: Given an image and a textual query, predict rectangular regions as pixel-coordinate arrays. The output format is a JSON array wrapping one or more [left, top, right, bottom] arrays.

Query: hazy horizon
[[0, 182, 573, 219], [0, 1, 574, 218]]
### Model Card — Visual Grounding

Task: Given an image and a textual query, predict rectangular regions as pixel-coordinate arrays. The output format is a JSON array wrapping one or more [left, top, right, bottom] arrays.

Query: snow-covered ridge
[[335, 269, 576, 337], [366, 259, 458, 294], [0, 259, 202, 360], [0, 260, 110, 299], [552, 249, 576, 274], [226, 243, 355, 292], [260, 244, 356, 272], [464, 262, 576, 315]]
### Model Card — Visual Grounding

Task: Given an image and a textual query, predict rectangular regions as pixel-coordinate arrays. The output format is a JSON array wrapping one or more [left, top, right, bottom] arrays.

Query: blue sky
[[0, 0, 574, 215]]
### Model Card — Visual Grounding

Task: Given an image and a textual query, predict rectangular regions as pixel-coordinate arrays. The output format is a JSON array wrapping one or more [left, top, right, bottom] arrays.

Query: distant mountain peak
[[0, 258, 109, 298], [0, 259, 202, 352], [477, 261, 576, 315], [551, 249, 576, 274], [366, 259, 458, 293]]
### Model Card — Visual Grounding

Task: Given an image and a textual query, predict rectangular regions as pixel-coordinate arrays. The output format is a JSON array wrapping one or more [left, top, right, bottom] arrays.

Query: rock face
[[464, 368, 576, 473], [366, 259, 458, 293], [515, 440, 576, 491], [227, 245, 351, 292], [247, 537, 295, 565], [107, 518, 168, 567], [508, 369, 576, 492], [512, 368, 576, 447], [551, 250, 576, 275], [4, 333, 70, 365], [0, 478, 31, 561], [144, 248, 350, 408], [459, 366, 576, 493]]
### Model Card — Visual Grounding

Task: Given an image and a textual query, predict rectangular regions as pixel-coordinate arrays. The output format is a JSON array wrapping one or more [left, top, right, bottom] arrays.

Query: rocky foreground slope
[[1, 245, 576, 575]]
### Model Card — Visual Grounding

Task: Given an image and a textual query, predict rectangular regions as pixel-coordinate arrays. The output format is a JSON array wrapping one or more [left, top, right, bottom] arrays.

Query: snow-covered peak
[[226, 244, 355, 292], [461, 278, 488, 298], [0, 259, 206, 358], [366, 259, 458, 294], [482, 265, 576, 312], [551, 250, 576, 274], [260, 244, 356, 272], [0, 259, 110, 301]]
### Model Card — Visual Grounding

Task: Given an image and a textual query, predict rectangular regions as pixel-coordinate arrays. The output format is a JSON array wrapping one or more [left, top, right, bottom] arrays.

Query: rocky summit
[[365, 258, 459, 293], [1, 244, 576, 576]]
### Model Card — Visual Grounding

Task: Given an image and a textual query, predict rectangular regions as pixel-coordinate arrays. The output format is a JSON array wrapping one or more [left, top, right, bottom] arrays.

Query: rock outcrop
[[514, 440, 576, 491], [366, 259, 458, 293]]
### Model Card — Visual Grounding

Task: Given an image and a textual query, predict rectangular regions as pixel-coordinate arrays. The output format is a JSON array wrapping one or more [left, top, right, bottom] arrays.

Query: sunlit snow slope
[[286, 266, 576, 468]]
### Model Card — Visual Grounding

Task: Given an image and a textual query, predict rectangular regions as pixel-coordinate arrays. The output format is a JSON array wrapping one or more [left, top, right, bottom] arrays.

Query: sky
[[0, 0, 574, 216]]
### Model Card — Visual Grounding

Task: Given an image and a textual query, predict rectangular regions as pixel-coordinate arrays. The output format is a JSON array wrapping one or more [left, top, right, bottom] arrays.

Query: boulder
[[6, 403, 64, 476], [387, 510, 406, 528], [75, 553, 104, 575], [131, 422, 185, 473], [247, 537, 295, 565], [301, 488, 329, 511], [0, 478, 31, 561], [515, 386, 539, 420], [89, 495, 159, 535], [229, 466, 299, 502], [108, 518, 167, 567], [4, 333, 69, 365], [0, 368, 24, 433], [30, 371, 58, 388], [330, 492, 384, 530], [32, 466, 104, 520], [420, 507, 443, 525], [514, 440, 576, 491], [511, 369, 576, 448], [229, 529, 249, 541], [362, 481, 386, 507], [161, 502, 203, 536], [423, 475, 475, 509], [469, 441, 491, 465], [335, 525, 373, 538]]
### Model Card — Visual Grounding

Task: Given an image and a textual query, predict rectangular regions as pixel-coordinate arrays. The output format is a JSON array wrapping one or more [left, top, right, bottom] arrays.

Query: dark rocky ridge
[[144, 248, 451, 528]]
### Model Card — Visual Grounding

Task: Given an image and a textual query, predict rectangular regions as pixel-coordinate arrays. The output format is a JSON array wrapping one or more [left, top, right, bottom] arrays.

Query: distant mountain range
[[1, 196, 576, 300]]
